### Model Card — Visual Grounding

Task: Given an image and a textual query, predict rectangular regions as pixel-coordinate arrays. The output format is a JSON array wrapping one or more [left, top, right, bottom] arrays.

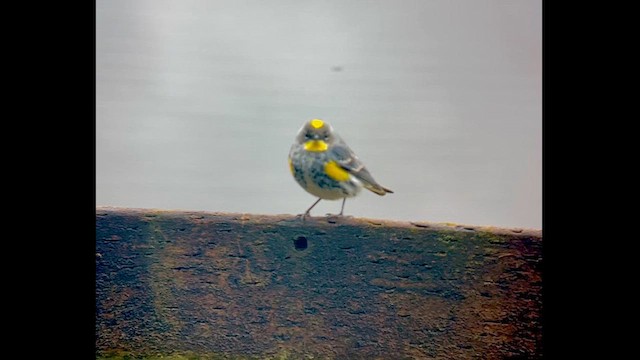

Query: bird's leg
[[325, 198, 348, 217], [302, 198, 322, 221], [339, 197, 346, 216]]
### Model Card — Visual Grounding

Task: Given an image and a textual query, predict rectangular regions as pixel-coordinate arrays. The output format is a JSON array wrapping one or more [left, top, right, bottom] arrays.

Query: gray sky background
[[97, 0, 541, 229]]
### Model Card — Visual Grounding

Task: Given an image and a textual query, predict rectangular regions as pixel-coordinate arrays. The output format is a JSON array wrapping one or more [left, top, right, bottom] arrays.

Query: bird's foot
[[296, 212, 312, 221], [325, 212, 345, 217], [325, 213, 352, 223]]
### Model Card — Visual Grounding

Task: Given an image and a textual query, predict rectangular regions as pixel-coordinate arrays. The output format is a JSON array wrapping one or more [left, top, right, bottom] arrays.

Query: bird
[[288, 118, 393, 219]]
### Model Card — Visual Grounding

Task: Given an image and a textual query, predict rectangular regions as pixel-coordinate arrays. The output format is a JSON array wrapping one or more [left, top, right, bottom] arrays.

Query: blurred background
[[96, 0, 541, 229]]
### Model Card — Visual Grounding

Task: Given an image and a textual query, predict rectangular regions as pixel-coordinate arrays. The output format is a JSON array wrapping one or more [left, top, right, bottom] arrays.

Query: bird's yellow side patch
[[324, 161, 350, 181], [288, 157, 294, 175], [310, 119, 324, 129], [304, 140, 328, 152]]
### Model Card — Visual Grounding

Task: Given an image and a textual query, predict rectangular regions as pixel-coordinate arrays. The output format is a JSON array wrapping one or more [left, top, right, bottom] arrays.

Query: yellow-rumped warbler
[[288, 118, 393, 219]]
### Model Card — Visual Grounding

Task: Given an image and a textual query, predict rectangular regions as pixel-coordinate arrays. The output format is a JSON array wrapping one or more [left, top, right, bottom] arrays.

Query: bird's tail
[[364, 183, 394, 196]]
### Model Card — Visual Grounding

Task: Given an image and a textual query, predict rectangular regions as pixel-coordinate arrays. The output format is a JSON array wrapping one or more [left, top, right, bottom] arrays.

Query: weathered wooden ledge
[[96, 207, 542, 359]]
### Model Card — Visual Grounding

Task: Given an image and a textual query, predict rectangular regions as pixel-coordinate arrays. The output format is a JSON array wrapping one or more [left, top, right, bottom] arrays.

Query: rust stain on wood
[[96, 207, 542, 359]]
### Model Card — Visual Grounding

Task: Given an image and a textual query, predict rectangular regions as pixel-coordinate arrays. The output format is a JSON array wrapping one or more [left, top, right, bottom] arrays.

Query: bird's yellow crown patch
[[310, 119, 324, 129]]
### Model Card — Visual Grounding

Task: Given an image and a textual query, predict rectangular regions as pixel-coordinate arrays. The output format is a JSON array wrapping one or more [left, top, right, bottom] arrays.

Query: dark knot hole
[[293, 236, 308, 251]]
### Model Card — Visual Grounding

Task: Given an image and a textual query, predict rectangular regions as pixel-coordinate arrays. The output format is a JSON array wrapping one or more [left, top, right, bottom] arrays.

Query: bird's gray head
[[295, 119, 337, 152]]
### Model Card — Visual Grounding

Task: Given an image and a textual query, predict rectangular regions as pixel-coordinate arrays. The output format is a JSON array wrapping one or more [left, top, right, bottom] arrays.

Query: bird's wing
[[329, 142, 393, 195]]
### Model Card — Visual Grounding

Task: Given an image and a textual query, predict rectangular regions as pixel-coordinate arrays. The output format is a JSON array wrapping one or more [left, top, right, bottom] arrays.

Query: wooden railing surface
[[96, 207, 542, 359]]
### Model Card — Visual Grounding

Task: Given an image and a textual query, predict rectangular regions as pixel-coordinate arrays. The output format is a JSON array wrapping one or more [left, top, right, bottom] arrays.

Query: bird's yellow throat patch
[[310, 119, 324, 129], [304, 140, 328, 152], [324, 161, 350, 182]]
